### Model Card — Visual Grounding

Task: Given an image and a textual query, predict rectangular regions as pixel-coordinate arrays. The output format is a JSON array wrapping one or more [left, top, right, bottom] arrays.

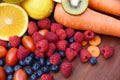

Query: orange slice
[[87, 45, 100, 57], [81, 40, 88, 46], [89, 35, 101, 46], [0, 3, 28, 41]]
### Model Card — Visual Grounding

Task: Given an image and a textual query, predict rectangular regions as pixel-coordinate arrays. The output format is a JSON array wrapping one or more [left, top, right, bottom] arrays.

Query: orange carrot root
[[54, 3, 120, 37], [89, 0, 120, 16]]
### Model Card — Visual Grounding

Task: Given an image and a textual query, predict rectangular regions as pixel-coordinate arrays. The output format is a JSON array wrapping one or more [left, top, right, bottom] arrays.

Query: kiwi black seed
[[61, 0, 88, 15]]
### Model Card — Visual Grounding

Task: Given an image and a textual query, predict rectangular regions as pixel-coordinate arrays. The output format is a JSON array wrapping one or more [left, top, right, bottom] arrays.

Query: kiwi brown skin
[[61, 0, 89, 15]]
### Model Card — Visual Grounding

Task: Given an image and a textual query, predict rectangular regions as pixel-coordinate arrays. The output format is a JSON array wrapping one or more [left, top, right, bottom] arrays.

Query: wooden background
[[52, 35, 120, 80]]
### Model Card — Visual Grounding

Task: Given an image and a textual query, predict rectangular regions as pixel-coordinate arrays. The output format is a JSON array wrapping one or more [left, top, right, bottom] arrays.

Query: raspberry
[[0, 40, 7, 48], [38, 18, 51, 29], [65, 48, 77, 61], [9, 35, 20, 47], [50, 53, 61, 65], [35, 49, 45, 58], [17, 46, 30, 60], [56, 40, 68, 51], [70, 42, 81, 52], [32, 32, 44, 44], [80, 49, 91, 62], [28, 21, 38, 35], [60, 62, 72, 78], [46, 43, 56, 57], [36, 39, 49, 52], [65, 28, 75, 38], [74, 32, 84, 43], [100, 46, 114, 59], [56, 29, 67, 40], [84, 30, 95, 40], [41, 74, 53, 80], [46, 32, 58, 43], [50, 23, 63, 33]]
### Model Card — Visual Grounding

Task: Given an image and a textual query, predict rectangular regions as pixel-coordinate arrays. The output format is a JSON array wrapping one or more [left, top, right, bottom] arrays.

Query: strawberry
[[60, 62, 73, 78]]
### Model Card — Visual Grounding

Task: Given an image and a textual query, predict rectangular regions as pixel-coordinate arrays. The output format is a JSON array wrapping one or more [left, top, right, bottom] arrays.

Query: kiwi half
[[61, 0, 88, 15]]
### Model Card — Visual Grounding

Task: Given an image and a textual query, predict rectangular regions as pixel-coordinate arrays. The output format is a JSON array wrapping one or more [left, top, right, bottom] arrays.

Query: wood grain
[[52, 35, 120, 80]]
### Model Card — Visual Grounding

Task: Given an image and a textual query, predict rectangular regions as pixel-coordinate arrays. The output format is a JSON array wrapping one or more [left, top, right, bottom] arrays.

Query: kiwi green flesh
[[62, 0, 88, 15]]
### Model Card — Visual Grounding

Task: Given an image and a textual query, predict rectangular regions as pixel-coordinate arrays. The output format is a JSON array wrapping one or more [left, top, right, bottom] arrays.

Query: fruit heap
[[0, 17, 114, 80], [0, 0, 115, 80]]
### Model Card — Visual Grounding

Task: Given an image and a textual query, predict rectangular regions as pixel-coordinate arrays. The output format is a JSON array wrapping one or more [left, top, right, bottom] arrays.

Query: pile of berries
[[0, 18, 114, 80]]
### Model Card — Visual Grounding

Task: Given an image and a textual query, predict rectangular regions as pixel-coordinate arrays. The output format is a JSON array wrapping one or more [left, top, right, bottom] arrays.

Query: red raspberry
[[60, 62, 72, 78], [40, 74, 53, 80], [0, 40, 7, 48], [70, 42, 81, 52], [84, 30, 95, 40], [74, 32, 84, 43], [80, 49, 91, 62], [100, 46, 114, 59], [35, 49, 45, 58], [56, 29, 67, 40], [32, 32, 44, 44], [46, 32, 58, 43], [28, 21, 38, 35], [56, 40, 68, 51], [50, 23, 63, 33], [36, 39, 49, 52], [9, 35, 20, 47], [65, 28, 75, 38], [46, 43, 56, 57], [65, 48, 77, 61], [38, 18, 51, 29], [50, 53, 61, 65], [17, 46, 30, 60]]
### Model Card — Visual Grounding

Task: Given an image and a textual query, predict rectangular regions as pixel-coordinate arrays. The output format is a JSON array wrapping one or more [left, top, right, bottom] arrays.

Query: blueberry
[[46, 59, 52, 67], [19, 60, 26, 66], [29, 53, 35, 59], [30, 74, 37, 80], [89, 57, 97, 65], [0, 59, 5, 66], [14, 65, 22, 71], [50, 65, 60, 73], [39, 58, 45, 66], [37, 69, 43, 77], [4, 65, 14, 75], [59, 51, 65, 58], [7, 75, 13, 80], [24, 67, 33, 76], [68, 37, 74, 43], [41, 66, 50, 73], [7, 42, 12, 49], [24, 56, 34, 65], [32, 62, 40, 71]]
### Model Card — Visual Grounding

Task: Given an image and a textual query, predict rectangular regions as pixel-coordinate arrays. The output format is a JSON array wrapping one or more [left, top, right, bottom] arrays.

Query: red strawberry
[[9, 35, 20, 47], [28, 21, 38, 35], [50, 53, 61, 65], [17, 46, 30, 60], [61, 62, 73, 78], [40, 74, 53, 80], [65, 48, 77, 62]]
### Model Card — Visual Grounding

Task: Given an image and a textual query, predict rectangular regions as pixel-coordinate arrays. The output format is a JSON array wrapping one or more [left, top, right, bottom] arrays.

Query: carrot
[[54, 3, 120, 37], [89, 0, 120, 16]]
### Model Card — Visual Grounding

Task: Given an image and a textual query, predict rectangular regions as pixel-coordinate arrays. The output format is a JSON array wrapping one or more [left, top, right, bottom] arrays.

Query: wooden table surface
[[52, 35, 120, 80]]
